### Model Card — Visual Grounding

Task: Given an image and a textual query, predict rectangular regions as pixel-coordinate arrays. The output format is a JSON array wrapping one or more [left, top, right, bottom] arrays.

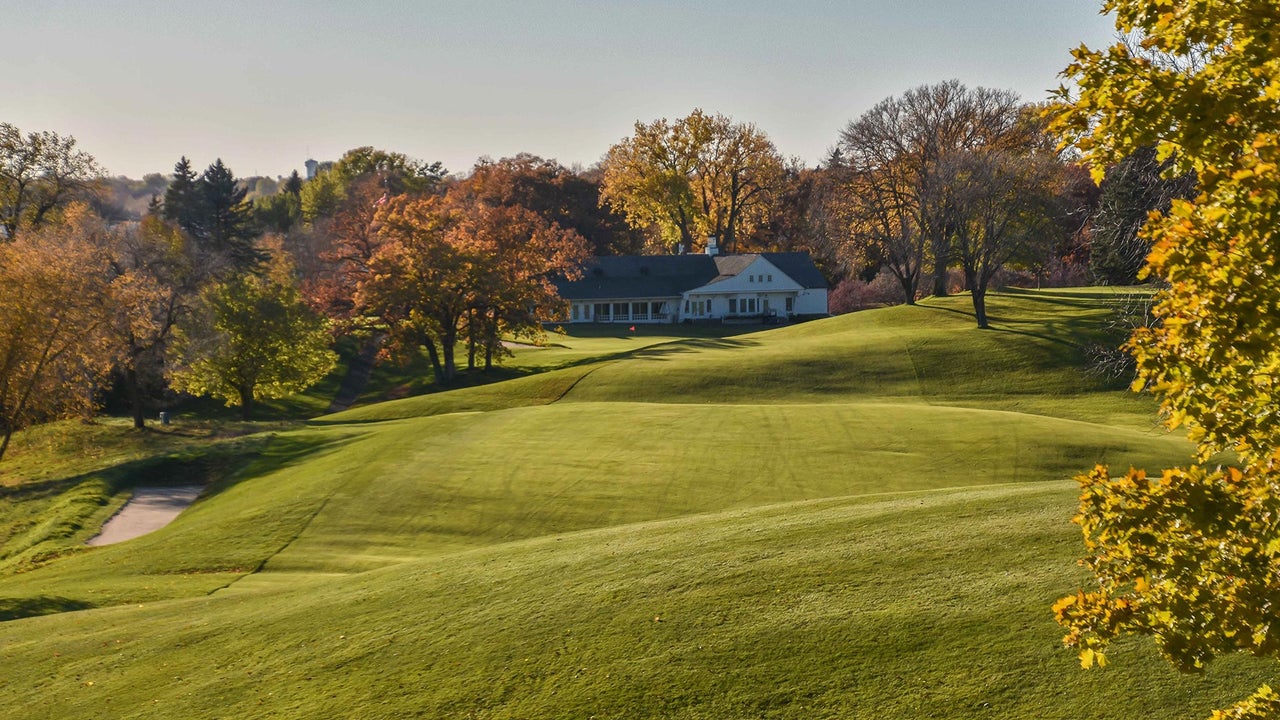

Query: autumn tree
[[0, 209, 113, 459], [451, 201, 588, 370], [101, 216, 199, 429], [932, 143, 1065, 327], [168, 250, 335, 420], [462, 154, 642, 256], [601, 109, 783, 254], [1049, 2, 1280, 718], [0, 123, 101, 241], [357, 195, 471, 384], [358, 192, 587, 385], [306, 174, 393, 325], [294, 146, 448, 323], [827, 151, 926, 304], [330, 146, 446, 195], [748, 161, 842, 280], [834, 81, 1028, 300]]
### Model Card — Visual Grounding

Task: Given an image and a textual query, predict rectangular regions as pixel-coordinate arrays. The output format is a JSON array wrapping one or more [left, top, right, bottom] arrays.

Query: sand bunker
[[87, 486, 203, 546]]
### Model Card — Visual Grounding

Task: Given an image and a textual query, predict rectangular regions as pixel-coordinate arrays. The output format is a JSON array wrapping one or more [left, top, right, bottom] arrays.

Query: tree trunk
[[238, 386, 254, 421], [931, 252, 949, 297], [967, 270, 989, 329], [467, 308, 477, 370], [678, 220, 695, 253], [484, 310, 496, 371], [0, 429, 12, 462], [125, 367, 146, 430], [424, 341, 445, 386], [442, 328, 457, 384], [897, 275, 917, 306]]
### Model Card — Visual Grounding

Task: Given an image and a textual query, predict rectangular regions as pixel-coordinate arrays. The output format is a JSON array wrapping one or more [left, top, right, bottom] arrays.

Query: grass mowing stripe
[[0, 482, 1268, 720]]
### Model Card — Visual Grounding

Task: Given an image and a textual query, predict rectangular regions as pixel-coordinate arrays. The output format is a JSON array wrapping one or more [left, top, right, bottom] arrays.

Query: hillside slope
[[2, 288, 1256, 719]]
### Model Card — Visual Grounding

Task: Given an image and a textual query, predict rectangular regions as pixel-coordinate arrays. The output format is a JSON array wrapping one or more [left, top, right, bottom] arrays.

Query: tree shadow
[[918, 293, 1113, 351], [634, 336, 759, 355], [0, 595, 95, 622], [565, 336, 762, 366], [195, 430, 367, 502]]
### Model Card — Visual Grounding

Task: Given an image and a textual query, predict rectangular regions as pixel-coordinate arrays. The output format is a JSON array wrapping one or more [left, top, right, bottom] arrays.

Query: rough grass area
[[0, 288, 1262, 719]]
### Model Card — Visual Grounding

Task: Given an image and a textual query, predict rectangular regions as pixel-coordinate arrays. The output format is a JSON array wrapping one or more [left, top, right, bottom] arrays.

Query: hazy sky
[[5, 1, 1115, 179]]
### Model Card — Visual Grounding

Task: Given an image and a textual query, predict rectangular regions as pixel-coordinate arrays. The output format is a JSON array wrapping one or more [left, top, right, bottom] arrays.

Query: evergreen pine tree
[[199, 159, 263, 271], [283, 170, 303, 197], [162, 156, 204, 238]]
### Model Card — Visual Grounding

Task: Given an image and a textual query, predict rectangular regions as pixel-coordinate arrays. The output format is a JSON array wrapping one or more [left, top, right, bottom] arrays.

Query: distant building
[[304, 159, 335, 180], [555, 250, 829, 324]]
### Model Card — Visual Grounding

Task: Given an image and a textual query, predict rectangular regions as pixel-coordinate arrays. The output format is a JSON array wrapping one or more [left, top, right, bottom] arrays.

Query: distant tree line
[[0, 91, 1193, 456], [0, 133, 599, 459]]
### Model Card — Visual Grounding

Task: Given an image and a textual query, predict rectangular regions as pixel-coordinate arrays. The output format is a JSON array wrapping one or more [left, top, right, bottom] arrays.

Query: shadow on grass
[[919, 295, 1111, 351], [323, 335, 766, 416], [198, 430, 367, 503], [536, 336, 763, 370], [0, 595, 95, 622], [2, 430, 354, 512], [548, 323, 759, 341], [629, 336, 761, 361], [0, 476, 85, 503]]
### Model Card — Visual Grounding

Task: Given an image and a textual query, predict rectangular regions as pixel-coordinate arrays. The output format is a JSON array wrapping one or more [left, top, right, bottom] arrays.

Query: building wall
[[561, 255, 828, 323], [568, 299, 678, 323], [682, 291, 801, 320], [794, 288, 829, 316], [705, 257, 802, 295]]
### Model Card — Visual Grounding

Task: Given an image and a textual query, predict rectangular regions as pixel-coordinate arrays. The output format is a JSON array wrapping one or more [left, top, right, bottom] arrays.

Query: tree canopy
[[461, 154, 643, 256], [101, 215, 199, 429], [831, 81, 1039, 304], [0, 207, 113, 459], [601, 109, 783, 254], [1049, 2, 1280, 717], [0, 123, 100, 241], [1089, 145, 1196, 285], [358, 191, 588, 385], [168, 251, 336, 420], [162, 157, 264, 274]]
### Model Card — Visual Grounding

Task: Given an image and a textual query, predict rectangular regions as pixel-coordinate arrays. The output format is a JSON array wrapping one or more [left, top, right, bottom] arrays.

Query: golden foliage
[[1051, 2, 1280, 717]]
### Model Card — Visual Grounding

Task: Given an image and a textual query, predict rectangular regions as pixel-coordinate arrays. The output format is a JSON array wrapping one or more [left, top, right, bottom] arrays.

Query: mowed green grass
[[3, 485, 1270, 719], [1, 287, 1265, 718]]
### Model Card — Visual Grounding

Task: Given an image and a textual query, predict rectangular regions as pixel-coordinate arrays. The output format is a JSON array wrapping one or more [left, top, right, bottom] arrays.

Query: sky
[[3, 0, 1116, 180]]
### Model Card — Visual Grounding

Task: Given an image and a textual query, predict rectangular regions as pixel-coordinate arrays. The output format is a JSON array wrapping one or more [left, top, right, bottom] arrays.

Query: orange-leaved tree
[[0, 207, 113, 459], [451, 201, 588, 370], [358, 192, 587, 385]]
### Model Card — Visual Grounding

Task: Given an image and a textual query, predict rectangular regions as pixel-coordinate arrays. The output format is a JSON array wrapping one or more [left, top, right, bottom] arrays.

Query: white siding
[[704, 257, 802, 294], [794, 289, 828, 315]]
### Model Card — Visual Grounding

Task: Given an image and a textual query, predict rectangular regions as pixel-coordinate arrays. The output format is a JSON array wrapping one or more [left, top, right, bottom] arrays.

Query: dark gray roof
[[761, 252, 829, 289], [555, 255, 719, 300]]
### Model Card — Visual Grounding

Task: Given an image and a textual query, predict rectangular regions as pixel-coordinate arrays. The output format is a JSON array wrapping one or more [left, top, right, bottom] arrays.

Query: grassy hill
[[0, 288, 1268, 718]]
